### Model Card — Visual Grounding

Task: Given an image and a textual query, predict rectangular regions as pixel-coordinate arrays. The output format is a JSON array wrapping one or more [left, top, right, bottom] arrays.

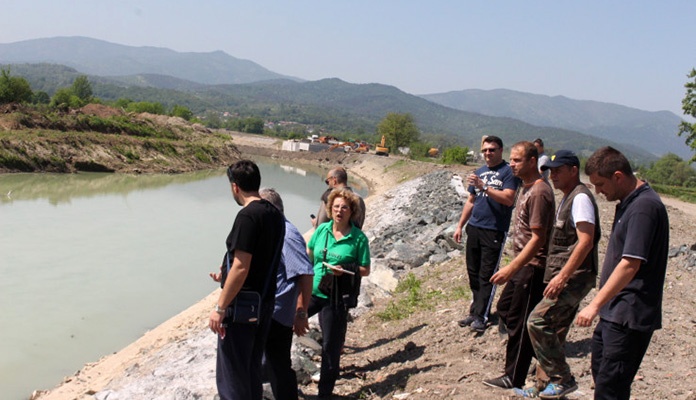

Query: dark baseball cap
[[540, 150, 580, 171]]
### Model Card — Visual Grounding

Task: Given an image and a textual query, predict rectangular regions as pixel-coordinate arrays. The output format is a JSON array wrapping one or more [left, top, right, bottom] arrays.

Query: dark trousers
[[216, 304, 273, 400], [264, 319, 299, 400], [465, 225, 505, 318], [591, 319, 654, 400], [496, 265, 546, 388], [308, 295, 348, 397]]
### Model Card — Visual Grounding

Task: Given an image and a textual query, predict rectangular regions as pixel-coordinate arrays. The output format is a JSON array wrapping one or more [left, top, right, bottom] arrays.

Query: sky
[[2, 1, 695, 116]]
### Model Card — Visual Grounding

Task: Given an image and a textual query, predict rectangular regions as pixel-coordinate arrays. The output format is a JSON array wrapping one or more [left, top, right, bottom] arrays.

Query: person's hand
[[490, 265, 513, 285], [209, 265, 223, 282], [453, 228, 462, 243], [332, 265, 345, 276], [575, 304, 599, 327], [209, 309, 226, 337], [293, 312, 309, 336], [543, 274, 567, 299], [466, 173, 480, 189]]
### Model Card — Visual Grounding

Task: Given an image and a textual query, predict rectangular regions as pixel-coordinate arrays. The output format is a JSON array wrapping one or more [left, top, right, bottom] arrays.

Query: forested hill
[[3, 62, 656, 164], [422, 88, 689, 159]]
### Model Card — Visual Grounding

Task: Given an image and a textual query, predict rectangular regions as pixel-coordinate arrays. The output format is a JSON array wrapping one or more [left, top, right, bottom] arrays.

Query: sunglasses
[[324, 177, 334, 185]]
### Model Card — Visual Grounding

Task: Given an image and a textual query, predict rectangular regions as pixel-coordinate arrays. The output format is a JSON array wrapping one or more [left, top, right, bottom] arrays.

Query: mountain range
[[1, 36, 691, 162]]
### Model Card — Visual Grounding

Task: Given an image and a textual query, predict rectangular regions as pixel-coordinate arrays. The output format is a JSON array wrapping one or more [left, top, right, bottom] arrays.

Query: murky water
[[0, 160, 365, 399]]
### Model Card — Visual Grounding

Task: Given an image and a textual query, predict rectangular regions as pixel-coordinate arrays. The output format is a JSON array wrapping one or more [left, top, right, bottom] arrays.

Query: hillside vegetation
[[0, 103, 240, 173], [3, 63, 658, 165]]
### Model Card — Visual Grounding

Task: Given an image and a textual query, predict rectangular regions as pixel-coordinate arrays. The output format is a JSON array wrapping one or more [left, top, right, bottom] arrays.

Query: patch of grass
[[376, 273, 446, 321], [651, 184, 696, 203], [384, 159, 407, 173]]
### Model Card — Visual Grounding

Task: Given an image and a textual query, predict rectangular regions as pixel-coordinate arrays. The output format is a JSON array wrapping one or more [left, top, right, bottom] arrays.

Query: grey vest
[[544, 183, 600, 284]]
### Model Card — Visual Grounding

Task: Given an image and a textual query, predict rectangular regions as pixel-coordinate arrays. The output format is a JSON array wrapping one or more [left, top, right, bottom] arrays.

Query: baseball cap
[[540, 150, 580, 171]]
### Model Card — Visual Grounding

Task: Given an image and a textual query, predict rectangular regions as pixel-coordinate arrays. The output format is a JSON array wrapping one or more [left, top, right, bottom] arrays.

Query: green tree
[[71, 75, 93, 102], [32, 91, 50, 104], [377, 113, 420, 149], [0, 68, 33, 104], [170, 104, 194, 121], [679, 68, 696, 162], [243, 117, 264, 134], [643, 153, 696, 187], [442, 146, 470, 165], [50, 87, 82, 109]]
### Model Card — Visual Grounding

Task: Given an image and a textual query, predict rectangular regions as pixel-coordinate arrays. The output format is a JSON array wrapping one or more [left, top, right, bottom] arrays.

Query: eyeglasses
[[332, 205, 350, 211], [481, 147, 499, 153]]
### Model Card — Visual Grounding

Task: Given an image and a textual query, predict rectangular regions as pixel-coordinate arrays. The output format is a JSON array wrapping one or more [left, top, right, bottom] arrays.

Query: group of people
[[456, 137, 668, 400], [208, 160, 370, 400], [205, 138, 668, 400]]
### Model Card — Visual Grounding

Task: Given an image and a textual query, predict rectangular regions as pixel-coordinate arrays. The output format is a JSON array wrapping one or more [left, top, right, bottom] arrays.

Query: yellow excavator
[[375, 135, 389, 156]]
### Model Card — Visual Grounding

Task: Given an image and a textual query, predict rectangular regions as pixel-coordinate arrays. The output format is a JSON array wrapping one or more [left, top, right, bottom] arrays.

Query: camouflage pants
[[527, 278, 594, 383]]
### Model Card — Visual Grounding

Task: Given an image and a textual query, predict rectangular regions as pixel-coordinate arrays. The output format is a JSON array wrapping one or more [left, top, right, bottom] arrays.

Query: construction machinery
[[375, 135, 389, 156]]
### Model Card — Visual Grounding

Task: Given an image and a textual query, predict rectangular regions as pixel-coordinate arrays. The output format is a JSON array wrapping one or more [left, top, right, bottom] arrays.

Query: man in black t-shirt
[[576, 147, 668, 400], [208, 160, 286, 400]]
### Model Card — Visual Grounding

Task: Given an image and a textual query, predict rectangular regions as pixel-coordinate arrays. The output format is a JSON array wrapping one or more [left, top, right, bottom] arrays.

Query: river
[[0, 160, 366, 400]]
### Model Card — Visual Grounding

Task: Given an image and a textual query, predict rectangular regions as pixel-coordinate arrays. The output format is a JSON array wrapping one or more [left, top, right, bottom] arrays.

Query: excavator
[[375, 135, 389, 156]]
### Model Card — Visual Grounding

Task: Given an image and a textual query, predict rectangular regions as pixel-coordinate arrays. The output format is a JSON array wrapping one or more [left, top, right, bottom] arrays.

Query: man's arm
[[209, 250, 252, 335], [575, 256, 641, 327], [483, 187, 517, 207], [293, 274, 313, 336], [544, 221, 595, 299], [313, 200, 329, 228], [490, 227, 546, 285], [453, 194, 475, 243]]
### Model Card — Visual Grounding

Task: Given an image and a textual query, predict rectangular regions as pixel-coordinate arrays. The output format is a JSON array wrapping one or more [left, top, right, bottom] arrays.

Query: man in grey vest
[[524, 150, 600, 399]]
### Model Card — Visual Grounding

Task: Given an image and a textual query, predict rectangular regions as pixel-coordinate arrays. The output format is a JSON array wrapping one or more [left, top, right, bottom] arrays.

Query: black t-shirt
[[221, 199, 286, 303]]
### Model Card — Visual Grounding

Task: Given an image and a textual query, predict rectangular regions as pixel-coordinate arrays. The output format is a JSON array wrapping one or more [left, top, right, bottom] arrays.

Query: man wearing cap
[[523, 150, 601, 399]]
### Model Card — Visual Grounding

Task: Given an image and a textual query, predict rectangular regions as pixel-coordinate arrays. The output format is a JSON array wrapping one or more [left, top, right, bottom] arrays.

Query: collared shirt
[[308, 220, 371, 299], [273, 219, 314, 327], [600, 182, 669, 331]]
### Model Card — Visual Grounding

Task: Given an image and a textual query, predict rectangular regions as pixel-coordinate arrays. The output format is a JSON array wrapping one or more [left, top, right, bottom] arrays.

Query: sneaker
[[458, 315, 476, 327], [470, 318, 487, 333], [483, 374, 514, 389], [538, 379, 578, 399], [513, 386, 540, 398]]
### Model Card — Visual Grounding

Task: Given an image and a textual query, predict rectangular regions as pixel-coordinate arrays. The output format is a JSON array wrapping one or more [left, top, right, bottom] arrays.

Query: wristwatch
[[296, 309, 308, 319], [481, 184, 489, 192], [215, 304, 226, 314]]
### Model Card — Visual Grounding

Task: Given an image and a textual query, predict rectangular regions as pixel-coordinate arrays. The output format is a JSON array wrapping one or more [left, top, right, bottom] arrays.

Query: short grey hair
[[259, 187, 284, 214]]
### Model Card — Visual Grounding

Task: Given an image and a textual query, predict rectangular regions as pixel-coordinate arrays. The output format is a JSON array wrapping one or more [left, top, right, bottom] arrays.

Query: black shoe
[[482, 374, 514, 389], [470, 318, 487, 333], [458, 315, 476, 327]]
